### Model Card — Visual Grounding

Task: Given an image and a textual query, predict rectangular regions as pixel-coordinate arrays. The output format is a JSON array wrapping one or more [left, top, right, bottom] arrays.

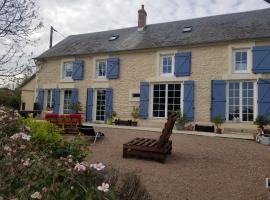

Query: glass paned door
[[228, 82, 240, 120], [96, 89, 106, 121], [63, 90, 72, 114]]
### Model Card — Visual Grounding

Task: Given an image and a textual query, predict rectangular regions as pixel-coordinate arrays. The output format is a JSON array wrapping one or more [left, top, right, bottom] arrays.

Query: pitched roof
[[36, 8, 270, 59]]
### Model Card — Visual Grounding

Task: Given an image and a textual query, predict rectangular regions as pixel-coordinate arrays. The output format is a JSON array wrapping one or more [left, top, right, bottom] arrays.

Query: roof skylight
[[182, 26, 192, 33], [108, 34, 119, 41]]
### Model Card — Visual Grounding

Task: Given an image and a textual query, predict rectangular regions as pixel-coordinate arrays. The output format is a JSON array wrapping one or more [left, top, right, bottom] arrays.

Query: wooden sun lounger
[[123, 113, 177, 163], [78, 125, 105, 145]]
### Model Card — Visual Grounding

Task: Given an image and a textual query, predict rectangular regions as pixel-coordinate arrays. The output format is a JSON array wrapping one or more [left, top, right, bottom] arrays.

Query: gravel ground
[[86, 127, 270, 200]]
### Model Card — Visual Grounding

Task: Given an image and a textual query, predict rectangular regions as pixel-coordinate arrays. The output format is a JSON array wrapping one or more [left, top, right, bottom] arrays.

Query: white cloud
[[27, 0, 270, 57]]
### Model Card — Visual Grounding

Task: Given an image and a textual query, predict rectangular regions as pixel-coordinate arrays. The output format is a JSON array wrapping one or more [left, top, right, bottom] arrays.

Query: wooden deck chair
[[123, 113, 177, 163], [78, 125, 105, 145]]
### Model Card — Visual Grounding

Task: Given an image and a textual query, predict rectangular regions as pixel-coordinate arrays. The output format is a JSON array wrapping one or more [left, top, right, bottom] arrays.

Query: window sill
[[60, 79, 74, 83], [93, 78, 108, 82]]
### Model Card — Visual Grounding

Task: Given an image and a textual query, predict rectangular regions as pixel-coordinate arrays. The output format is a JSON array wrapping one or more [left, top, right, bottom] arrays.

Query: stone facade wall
[[32, 39, 270, 125]]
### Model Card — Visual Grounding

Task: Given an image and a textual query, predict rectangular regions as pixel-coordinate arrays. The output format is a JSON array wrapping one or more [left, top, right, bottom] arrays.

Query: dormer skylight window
[[182, 26, 192, 33], [108, 34, 119, 41]]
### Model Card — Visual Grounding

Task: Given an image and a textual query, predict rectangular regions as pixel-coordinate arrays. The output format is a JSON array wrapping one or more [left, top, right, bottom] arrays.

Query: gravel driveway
[[87, 127, 270, 200]]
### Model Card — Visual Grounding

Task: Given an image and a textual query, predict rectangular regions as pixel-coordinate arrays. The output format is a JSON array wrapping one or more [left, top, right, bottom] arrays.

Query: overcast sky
[[31, 0, 270, 57]]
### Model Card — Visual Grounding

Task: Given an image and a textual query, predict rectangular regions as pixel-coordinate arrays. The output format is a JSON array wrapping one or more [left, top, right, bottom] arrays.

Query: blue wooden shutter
[[86, 88, 93, 122], [72, 60, 84, 80], [253, 46, 270, 73], [53, 89, 60, 114], [37, 89, 44, 110], [139, 81, 149, 119], [106, 58, 119, 79], [174, 52, 191, 77], [183, 80, 195, 121], [258, 79, 270, 116], [71, 88, 78, 113], [105, 88, 113, 121], [211, 80, 226, 121]]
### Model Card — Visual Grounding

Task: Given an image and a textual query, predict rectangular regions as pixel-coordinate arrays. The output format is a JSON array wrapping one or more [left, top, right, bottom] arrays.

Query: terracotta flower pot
[[216, 127, 222, 134]]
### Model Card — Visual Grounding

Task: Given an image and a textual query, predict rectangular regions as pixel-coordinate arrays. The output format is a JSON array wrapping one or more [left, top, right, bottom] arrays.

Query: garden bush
[[0, 106, 151, 200]]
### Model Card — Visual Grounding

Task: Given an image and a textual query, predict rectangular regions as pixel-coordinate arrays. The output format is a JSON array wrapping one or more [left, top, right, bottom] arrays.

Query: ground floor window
[[46, 89, 54, 110], [63, 90, 72, 114], [227, 81, 254, 122], [95, 89, 106, 121], [152, 83, 181, 118]]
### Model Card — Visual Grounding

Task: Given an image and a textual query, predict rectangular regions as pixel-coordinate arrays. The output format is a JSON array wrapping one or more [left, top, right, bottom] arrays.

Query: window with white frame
[[152, 83, 181, 118], [95, 60, 107, 78], [233, 49, 248, 73], [160, 55, 173, 76], [63, 90, 72, 114], [227, 81, 254, 122], [46, 89, 54, 110], [63, 61, 73, 79]]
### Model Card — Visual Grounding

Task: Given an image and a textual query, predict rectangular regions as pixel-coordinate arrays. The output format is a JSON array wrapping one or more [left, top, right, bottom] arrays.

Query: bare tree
[[0, 0, 42, 88]]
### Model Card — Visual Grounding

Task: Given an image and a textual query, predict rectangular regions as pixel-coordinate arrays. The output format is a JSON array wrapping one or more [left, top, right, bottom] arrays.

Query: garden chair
[[123, 113, 177, 163], [78, 125, 105, 145]]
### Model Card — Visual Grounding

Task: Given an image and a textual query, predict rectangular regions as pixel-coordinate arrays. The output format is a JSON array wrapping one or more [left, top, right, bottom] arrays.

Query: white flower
[[74, 163, 87, 172], [21, 134, 31, 141], [10, 133, 21, 140], [97, 182, 109, 192], [70, 186, 74, 190], [0, 195, 3, 200], [21, 158, 30, 166], [30, 191, 42, 199], [68, 158, 73, 163], [90, 162, 105, 171], [10, 132, 31, 141], [20, 145, 26, 150], [4, 145, 12, 152]]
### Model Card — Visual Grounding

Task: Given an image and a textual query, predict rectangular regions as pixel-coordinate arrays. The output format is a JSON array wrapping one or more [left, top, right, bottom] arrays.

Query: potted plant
[[71, 101, 82, 114], [254, 115, 269, 130], [131, 106, 139, 126], [175, 109, 189, 130], [106, 111, 117, 125], [254, 115, 270, 141], [212, 115, 224, 134]]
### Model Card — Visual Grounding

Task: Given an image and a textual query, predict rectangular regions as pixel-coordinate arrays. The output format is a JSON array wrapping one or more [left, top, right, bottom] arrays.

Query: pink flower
[[42, 187, 48, 193], [0, 196, 3, 200], [74, 163, 86, 172], [30, 191, 42, 199]]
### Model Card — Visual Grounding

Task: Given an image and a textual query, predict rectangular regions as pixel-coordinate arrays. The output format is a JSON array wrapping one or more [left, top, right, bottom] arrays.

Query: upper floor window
[[63, 61, 73, 80], [160, 55, 173, 76], [233, 49, 248, 73], [96, 60, 107, 78]]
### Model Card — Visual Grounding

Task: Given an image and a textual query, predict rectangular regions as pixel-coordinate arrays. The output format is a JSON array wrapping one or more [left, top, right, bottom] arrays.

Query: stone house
[[22, 6, 270, 128]]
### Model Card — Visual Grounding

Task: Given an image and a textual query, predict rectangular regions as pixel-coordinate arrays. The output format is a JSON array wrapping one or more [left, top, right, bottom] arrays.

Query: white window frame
[[232, 49, 249, 73], [150, 82, 184, 119], [61, 59, 74, 81], [46, 89, 53, 109], [93, 88, 106, 122], [160, 54, 174, 76], [63, 89, 72, 114], [95, 59, 107, 79], [226, 81, 257, 122]]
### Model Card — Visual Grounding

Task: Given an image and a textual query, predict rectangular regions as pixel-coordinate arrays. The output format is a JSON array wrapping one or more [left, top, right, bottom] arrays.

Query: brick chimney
[[138, 5, 147, 30]]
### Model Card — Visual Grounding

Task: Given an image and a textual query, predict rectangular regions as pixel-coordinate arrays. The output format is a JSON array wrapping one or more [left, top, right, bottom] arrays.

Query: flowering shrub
[[0, 106, 151, 200]]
